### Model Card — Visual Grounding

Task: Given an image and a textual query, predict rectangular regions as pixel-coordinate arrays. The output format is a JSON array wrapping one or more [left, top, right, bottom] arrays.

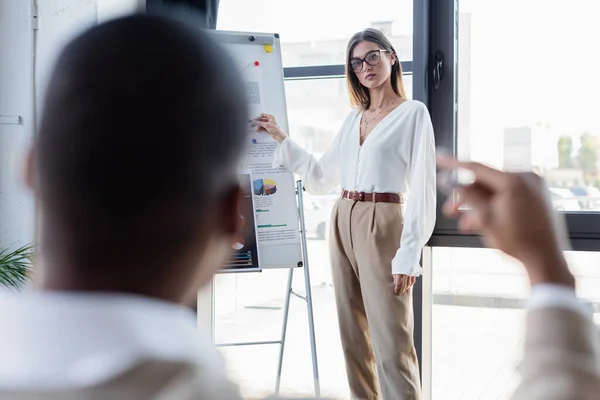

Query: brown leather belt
[[342, 190, 403, 204]]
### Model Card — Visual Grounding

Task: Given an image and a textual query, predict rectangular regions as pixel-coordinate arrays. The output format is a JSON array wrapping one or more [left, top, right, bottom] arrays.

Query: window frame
[[283, 62, 414, 80], [427, 0, 600, 251]]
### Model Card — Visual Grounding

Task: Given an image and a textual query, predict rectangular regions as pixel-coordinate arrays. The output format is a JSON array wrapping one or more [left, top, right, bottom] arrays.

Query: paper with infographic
[[241, 55, 300, 248]]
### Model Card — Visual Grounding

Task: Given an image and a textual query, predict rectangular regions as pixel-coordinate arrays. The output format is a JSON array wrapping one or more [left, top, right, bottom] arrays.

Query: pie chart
[[231, 238, 245, 250], [253, 178, 277, 196]]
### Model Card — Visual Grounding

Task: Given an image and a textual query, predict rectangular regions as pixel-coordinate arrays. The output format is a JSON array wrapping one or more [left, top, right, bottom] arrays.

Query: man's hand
[[437, 154, 574, 288], [393, 274, 416, 294]]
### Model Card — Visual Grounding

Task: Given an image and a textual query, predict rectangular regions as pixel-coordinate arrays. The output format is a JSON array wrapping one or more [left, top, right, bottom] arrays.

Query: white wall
[[36, 0, 145, 106], [97, 0, 145, 23], [35, 0, 98, 109], [0, 0, 35, 250], [0, 0, 142, 251]]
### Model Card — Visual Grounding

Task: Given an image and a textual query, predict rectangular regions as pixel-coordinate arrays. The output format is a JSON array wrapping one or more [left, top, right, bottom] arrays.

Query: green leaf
[[0, 244, 34, 290]]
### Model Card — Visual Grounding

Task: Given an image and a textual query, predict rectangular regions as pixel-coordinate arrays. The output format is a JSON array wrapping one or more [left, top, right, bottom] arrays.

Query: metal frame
[[214, 180, 321, 398], [284, 62, 413, 80], [411, 0, 430, 381]]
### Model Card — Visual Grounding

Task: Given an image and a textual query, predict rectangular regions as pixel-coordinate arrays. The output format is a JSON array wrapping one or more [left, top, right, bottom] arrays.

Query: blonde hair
[[346, 28, 407, 110]]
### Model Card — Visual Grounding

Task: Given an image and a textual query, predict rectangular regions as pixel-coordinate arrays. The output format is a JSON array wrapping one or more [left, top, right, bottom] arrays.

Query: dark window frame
[[283, 62, 413, 80]]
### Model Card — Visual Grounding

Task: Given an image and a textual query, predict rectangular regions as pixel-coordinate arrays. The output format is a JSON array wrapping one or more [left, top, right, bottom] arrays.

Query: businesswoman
[[255, 28, 436, 400]]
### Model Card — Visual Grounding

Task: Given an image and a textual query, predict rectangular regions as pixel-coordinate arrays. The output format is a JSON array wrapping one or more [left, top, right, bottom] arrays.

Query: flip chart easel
[[210, 181, 320, 397]]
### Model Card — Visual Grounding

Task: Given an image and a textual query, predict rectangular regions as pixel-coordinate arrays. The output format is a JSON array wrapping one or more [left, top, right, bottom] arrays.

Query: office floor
[[214, 239, 600, 400], [216, 283, 525, 400]]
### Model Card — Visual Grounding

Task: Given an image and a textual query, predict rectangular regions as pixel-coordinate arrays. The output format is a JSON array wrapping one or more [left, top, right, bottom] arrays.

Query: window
[[218, 0, 413, 67], [432, 0, 600, 240], [430, 248, 525, 399], [429, 247, 600, 400], [428, 2, 600, 399], [457, 1, 600, 211]]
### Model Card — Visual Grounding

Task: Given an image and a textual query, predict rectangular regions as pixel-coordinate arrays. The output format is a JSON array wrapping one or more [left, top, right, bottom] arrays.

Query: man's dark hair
[[35, 14, 247, 277]]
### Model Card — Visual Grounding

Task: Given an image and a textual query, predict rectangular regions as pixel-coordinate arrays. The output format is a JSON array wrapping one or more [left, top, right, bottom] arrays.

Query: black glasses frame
[[349, 49, 390, 73]]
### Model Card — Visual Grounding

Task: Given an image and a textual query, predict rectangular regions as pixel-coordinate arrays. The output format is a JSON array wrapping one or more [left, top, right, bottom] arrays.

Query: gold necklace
[[369, 99, 395, 113], [361, 98, 397, 140]]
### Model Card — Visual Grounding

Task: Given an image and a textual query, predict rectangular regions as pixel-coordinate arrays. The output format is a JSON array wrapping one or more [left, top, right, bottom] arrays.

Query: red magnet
[[254, 61, 260, 66]]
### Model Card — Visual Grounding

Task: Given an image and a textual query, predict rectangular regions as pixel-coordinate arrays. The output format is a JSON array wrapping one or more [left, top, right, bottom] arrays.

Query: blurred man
[[438, 155, 600, 399], [0, 13, 248, 399]]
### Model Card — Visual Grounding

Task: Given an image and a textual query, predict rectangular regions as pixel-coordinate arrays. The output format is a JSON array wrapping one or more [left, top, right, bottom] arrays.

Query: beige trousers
[[329, 198, 421, 400]]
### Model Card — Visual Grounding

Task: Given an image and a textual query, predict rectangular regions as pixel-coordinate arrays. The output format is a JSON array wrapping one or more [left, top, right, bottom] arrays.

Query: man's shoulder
[[112, 357, 244, 399], [0, 358, 243, 400]]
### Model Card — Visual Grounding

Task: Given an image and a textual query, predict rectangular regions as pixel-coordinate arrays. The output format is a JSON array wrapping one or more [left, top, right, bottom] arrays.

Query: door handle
[[432, 51, 444, 91]]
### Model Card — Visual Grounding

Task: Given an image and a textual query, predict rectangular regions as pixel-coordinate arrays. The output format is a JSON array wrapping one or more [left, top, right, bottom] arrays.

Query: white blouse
[[273, 100, 436, 276]]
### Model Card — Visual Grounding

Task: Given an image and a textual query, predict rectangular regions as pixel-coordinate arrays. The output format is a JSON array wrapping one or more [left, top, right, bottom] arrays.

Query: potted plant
[[0, 244, 34, 289]]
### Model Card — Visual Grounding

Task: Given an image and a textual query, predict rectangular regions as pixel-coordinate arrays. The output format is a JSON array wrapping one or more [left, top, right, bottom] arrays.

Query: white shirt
[[0, 286, 592, 396], [0, 291, 241, 397], [273, 100, 437, 276], [529, 284, 594, 317]]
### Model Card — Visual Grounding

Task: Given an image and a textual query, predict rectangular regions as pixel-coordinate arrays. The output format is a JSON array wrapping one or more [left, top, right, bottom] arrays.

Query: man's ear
[[220, 183, 244, 237]]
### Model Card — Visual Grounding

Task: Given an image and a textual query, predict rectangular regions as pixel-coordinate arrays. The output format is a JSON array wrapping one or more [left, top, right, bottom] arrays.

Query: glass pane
[[431, 247, 600, 399], [457, 0, 600, 211], [214, 76, 413, 398], [218, 0, 413, 67]]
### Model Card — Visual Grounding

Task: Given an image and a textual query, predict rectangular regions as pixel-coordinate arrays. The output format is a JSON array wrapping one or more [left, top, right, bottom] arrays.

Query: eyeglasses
[[349, 50, 389, 73]]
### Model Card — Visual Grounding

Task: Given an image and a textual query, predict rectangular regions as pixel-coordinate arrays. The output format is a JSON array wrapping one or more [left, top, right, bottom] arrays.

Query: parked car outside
[[549, 187, 582, 211], [569, 186, 600, 210]]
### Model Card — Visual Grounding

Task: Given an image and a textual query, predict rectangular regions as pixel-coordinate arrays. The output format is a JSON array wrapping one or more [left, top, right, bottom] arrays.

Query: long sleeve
[[272, 119, 347, 195], [512, 285, 600, 400], [391, 106, 436, 276], [528, 284, 594, 316]]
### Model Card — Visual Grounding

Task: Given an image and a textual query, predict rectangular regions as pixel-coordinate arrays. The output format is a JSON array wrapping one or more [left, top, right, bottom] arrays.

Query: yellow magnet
[[264, 44, 273, 53]]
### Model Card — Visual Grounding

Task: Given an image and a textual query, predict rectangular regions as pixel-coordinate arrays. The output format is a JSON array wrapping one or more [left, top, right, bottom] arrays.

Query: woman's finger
[[400, 276, 408, 294], [255, 121, 273, 133], [393, 275, 401, 294], [254, 121, 266, 132], [254, 113, 270, 121]]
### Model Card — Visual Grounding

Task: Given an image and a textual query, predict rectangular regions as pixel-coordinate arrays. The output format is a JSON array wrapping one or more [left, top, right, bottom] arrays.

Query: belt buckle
[[358, 192, 365, 201]]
